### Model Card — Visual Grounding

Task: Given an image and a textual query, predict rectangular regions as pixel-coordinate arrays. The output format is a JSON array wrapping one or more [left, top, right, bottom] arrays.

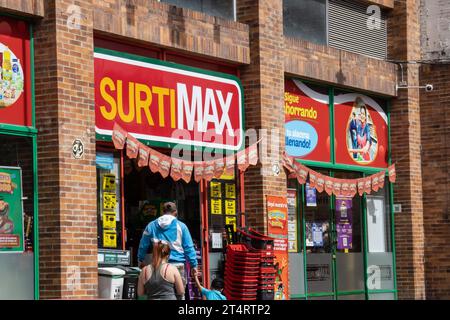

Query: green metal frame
[[288, 79, 398, 301], [0, 16, 38, 300]]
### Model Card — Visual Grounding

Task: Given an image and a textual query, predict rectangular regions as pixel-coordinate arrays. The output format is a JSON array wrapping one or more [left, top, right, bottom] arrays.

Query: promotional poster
[[0, 17, 32, 127], [267, 196, 289, 300], [0, 167, 24, 253], [334, 93, 389, 168], [284, 79, 330, 162], [335, 197, 353, 250]]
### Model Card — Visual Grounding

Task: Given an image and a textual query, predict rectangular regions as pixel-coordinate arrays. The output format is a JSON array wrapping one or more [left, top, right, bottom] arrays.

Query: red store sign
[[0, 17, 32, 127], [95, 49, 244, 151]]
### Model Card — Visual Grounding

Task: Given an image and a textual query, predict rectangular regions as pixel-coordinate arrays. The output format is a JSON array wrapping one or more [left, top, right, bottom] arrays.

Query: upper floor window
[[284, 0, 328, 45], [160, 0, 236, 21], [283, 0, 388, 60]]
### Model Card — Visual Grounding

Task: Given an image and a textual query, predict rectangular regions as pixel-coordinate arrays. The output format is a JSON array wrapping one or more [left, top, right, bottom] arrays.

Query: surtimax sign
[[94, 49, 244, 151]]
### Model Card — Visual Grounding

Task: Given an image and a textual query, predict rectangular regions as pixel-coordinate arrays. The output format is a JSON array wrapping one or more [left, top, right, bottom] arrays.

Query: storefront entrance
[[288, 169, 396, 300]]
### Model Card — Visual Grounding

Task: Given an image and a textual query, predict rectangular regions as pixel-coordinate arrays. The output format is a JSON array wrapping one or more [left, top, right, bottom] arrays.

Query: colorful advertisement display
[[335, 197, 353, 250], [0, 17, 32, 127], [285, 79, 330, 162], [95, 49, 244, 151], [334, 93, 389, 168], [287, 189, 298, 253], [0, 167, 24, 253], [267, 196, 289, 300]]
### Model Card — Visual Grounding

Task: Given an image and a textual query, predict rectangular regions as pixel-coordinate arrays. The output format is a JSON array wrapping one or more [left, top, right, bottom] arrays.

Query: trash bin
[[98, 267, 126, 300], [116, 266, 141, 300]]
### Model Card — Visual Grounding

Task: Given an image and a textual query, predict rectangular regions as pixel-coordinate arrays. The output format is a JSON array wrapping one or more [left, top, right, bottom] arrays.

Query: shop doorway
[[289, 170, 367, 300], [122, 157, 201, 266]]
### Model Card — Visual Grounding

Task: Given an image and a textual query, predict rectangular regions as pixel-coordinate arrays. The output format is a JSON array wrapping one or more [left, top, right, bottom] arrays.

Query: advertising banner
[[334, 93, 389, 168], [287, 189, 298, 253], [95, 49, 244, 151], [267, 196, 289, 300], [335, 197, 353, 250], [284, 79, 330, 162], [0, 17, 32, 127], [0, 167, 24, 253]]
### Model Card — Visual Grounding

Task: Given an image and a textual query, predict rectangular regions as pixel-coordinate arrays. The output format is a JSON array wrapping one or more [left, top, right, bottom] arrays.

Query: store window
[[0, 135, 36, 300], [283, 0, 328, 45], [160, 0, 236, 21], [287, 178, 304, 297], [366, 186, 394, 291], [283, 0, 388, 60]]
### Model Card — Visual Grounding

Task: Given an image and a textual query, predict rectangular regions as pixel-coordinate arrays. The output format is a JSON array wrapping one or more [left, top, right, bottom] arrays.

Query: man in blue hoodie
[[138, 202, 198, 294]]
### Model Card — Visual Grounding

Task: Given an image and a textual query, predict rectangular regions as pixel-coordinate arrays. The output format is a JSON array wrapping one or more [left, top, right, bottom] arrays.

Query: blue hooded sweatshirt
[[137, 214, 198, 268]]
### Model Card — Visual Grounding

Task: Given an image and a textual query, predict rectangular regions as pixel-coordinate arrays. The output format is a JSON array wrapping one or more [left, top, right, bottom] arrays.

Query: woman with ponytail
[[138, 240, 185, 300]]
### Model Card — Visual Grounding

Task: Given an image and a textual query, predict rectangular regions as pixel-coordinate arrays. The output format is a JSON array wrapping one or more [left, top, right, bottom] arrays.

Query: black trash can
[[116, 266, 141, 300]]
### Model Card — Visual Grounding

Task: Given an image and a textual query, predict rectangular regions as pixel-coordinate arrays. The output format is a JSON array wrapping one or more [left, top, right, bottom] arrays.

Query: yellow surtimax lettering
[[117, 80, 134, 123], [135, 83, 154, 126], [100, 77, 117, 121], [170, 89, 176, 129], [152, 86, 169, 127]]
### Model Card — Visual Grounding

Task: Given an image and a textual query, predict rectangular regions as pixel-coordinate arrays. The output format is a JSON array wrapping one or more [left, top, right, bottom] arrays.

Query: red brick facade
[[419, 63, 450, 299], [0, 0, 447, 299]]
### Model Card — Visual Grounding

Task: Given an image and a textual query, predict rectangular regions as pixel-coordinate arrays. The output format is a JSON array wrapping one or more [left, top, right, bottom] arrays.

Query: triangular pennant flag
[[308, 170, 318, 189], [248, 144, 258, 166], [325, 176, 334, 196], [112, 123, 127, 150], [349, 180, 358, 198], [137, 143, 150, 167], [388, 164, 396, 183], [126, 134, 139, 159], [213, 158, 225, 179], [281, 151, 295, 172], [332, 178, 342, 197], [371, 173, 380, 192], [295, 162, 309, 185], [170, 158, 183, 182], [181, 161, 194, 184], [203, 160, 215, 182], [378, 171, 385, 190], [159, 154, 172, 179], [237, 149, 249, 172], [364, 177, 372, 195], [194, 162, 205, 183], [149, 149, 162, 174], [224, 154, 235, 177], [341, 180, 350, 197], [316, 173, 325, 193], [357, 178, 365, 196]]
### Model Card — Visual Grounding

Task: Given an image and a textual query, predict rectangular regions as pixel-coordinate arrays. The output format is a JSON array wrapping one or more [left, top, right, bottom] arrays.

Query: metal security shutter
[[328, 0, 387, 59]]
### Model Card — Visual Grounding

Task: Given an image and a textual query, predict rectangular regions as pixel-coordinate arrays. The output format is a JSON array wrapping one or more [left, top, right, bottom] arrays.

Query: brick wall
[[34, 0, 97, 299], [0, 0, 44, 17], [419, 63, 450, 299], [284, 37, 397, 97], [93, 0, 250, 65], [237, 0, 286, 233], [387, 0, 426, 299]]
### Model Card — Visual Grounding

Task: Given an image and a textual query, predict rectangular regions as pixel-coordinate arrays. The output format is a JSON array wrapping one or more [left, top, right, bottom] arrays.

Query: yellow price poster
[[211, 198, 222, 215], [226, 216, 237, 232], [103, 192, 117, 210], [225, 200, 236, 215], [103, 230, 117, 248], [103, 212, 116, 229], [102, 174, 116, 191], [210, 181, 222, 198], [225, 184, 236, 199]]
